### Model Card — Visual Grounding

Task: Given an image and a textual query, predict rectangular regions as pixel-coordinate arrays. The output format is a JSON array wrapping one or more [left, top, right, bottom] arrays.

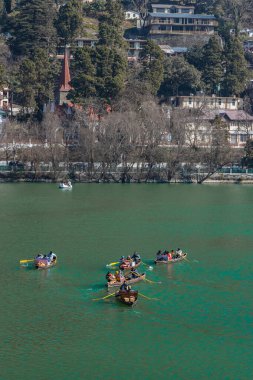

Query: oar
[[183, 256, 191, 263], [142, 262, 153, 270], [92, 292, 116, 301], [20, 259, 34, 264], [144, 278, 162, 284], [138, 292, 159, 300], [130, 273, 162, 284], [106, 261, 119, 267]]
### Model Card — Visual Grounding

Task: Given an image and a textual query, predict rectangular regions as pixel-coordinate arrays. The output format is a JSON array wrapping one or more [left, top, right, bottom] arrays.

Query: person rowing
[[132, 252, 141, 262], [176, 248, 183, 257], [120, 281, 131, 292], [130, 267, 140, 279], [47, 251, 57, 262]]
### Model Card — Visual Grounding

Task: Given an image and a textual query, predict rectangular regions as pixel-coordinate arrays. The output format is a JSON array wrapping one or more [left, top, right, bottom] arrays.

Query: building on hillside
[[75, 37, 98, 48], [0, 87, 9, 110], [147, 3, 218, 43], [169, 108, 253, 148], [125, 11, 140, 20], [58, 49, 72, 106], [243, 39, 253, 52], [127, 39, 147, 61], [171, 95, 243, 111], [202, 110, 253, 147], [168, 95, 253, 147]]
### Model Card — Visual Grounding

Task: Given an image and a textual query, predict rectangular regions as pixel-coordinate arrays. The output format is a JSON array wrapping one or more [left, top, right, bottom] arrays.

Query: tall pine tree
[[95, 0, 127, 99], [222, 37, 249, 96], [8, 0, 57, 57], [201, 36, 224, 95], [139, 40, 164, 95], [55, 0, 82, 46]]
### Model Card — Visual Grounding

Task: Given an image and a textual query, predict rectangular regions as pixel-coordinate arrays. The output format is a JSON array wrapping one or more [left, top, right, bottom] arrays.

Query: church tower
[[58, 48, 72, 105]]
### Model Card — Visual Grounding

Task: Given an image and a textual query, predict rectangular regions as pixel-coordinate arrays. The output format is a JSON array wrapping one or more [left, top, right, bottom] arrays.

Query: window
[[240, 134, 247, 142], [189, 97, 192, 105], [232, 99, 236, 106], [230, 134, 237, 144], [218, 98, 222, 105]]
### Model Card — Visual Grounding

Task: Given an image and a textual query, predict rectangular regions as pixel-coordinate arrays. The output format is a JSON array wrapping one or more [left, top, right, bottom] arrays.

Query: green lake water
[[0, 183, 253, 380]]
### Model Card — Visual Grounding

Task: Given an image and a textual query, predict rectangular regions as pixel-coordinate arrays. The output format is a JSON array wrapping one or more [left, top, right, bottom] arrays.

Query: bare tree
[[222, 0, 253, 36]]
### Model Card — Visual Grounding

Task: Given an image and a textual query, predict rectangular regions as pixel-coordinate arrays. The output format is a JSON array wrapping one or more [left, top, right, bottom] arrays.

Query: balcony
[[150, 19, 217, 27], [149, 29, 215, 35]]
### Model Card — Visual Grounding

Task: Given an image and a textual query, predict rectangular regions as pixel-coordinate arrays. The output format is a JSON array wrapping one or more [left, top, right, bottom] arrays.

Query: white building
[[125, 11, 140, 20], [173, 95, 243, 111], [170, 96, 253, 147]]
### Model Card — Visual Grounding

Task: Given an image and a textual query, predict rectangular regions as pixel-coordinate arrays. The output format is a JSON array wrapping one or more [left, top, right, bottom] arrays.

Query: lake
[[0, 183, 253, 380]]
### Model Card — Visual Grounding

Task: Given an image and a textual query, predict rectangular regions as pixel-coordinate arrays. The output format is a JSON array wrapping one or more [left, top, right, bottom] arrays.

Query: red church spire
[[59, 48, 72, 92]]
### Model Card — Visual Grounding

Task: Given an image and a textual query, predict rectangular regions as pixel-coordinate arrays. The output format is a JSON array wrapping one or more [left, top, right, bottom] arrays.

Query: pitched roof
[[59, 49, 72, 92], [223, 110, 253, 121], [202, 109, 253, 121]]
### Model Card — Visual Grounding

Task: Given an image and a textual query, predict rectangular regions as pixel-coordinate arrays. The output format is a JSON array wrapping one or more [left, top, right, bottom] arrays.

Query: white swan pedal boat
[[59, 181, 72, 190]]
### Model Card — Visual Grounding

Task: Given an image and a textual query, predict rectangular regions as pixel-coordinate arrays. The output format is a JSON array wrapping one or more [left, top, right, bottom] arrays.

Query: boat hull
[[34, 258, 57, 269], [59, 185, 72, 190], [115, 290, 138, 306], [155, 253, 187, 264], [119, 260, 142, 271], [107, 273, 146, 288]]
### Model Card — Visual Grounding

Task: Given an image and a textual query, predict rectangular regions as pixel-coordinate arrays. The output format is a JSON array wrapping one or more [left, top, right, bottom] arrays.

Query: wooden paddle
[[138, 292, 159, 300], [142, 262, 153, 270], [92, 292, 116, 301], [20, 259, 34, 264], [144, 278, 162, 284], [106, 261, 119, 267]]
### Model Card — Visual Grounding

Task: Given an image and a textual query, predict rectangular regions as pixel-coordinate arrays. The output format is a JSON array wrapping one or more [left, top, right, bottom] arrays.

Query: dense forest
[[0, 0, 253, 182]]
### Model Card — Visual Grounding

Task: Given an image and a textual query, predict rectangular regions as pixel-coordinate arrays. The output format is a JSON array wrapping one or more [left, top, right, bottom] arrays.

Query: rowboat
[[119, 259, 142, 271], [115, 290, 138, 306], [155, 252, 187, 264], [107, 273, 146, 288]]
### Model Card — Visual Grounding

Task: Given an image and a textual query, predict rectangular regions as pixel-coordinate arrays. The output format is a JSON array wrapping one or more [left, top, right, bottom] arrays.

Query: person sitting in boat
[[156, 250, 166, 261], [170, 250, 175, 259], [132, 252, 141, 262], [120, 281, 131, 292], [115, 271, 124, 282], [176, 248, 183, 257], [47, 251, 57, 262], [167, 251, 174, 260], [35, 253, 44, 259], [120, 256, 125, 263], [106, 271, 116, 283], [130, 268, 140, 279]]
